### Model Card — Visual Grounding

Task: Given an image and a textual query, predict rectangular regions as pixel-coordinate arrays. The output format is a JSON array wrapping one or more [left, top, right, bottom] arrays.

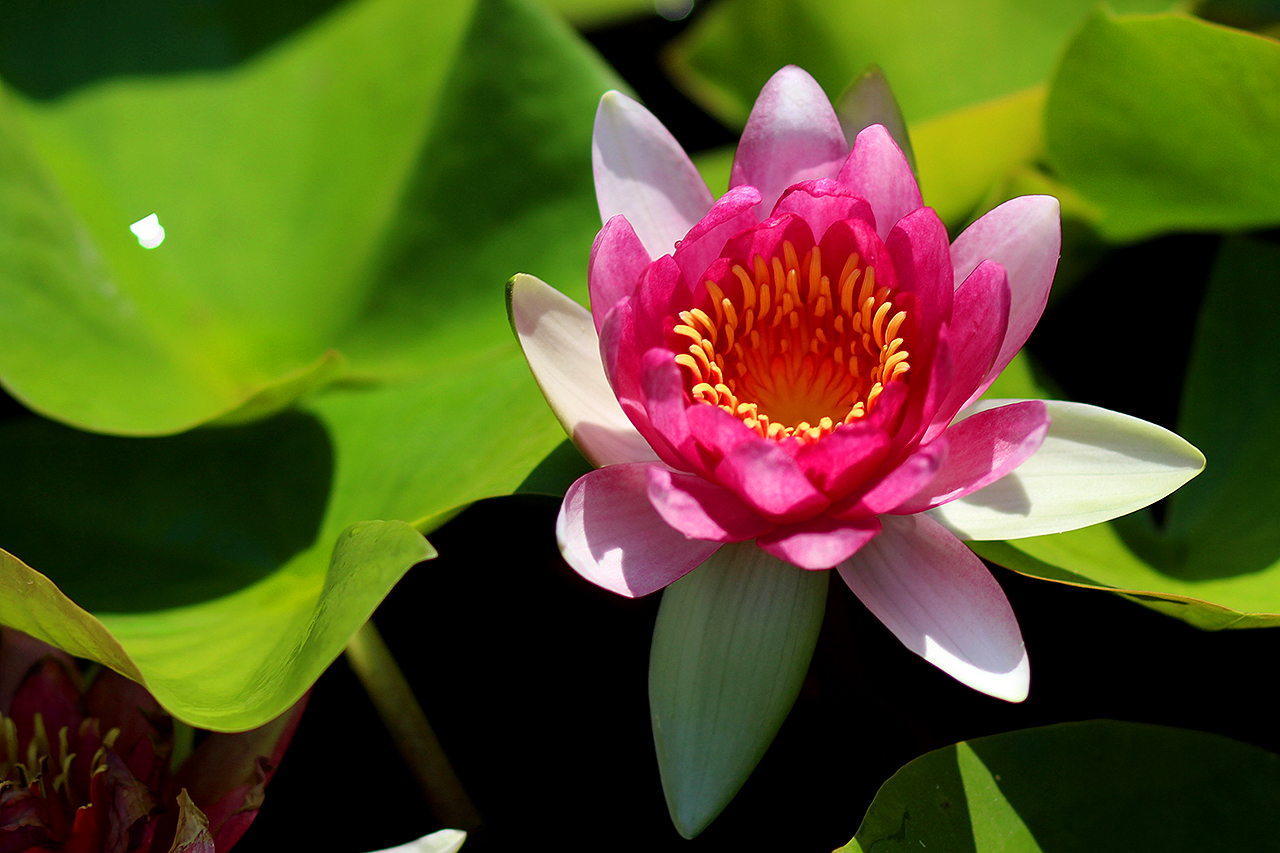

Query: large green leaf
[[0, 0, 617, 729], [0, 0, 472, 433], [1047, 12, 1280, 240], [0, 0, 609, 436], [840, 721, 1280, 852], [975, 238, 1280, 629], [666, 0, 1177, 127]]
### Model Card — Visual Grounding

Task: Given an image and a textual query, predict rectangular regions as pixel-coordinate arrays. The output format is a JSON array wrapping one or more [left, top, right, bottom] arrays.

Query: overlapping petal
[[509, 274, 657, 467], [557, 463, 720, 597], [930, 400, 1206, 541], [838, 123, 924, 240], [949, 195, 1061, 406], [838, 513, 1029, 702], [593, 91, 714, 259]]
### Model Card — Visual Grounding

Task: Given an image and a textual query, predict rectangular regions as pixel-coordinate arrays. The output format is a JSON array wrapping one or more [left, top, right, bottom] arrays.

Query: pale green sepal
[[649, 542, 828, 838], [835, 65, 916, 175], [931, 400, 1204, 541]]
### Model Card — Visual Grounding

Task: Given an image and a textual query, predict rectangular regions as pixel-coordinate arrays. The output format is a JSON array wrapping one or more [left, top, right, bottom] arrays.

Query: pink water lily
[[511, 66, 1204, 702]]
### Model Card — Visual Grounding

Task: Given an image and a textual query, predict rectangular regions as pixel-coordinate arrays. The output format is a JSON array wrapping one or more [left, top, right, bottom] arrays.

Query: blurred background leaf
[[666, 0, 1180, 127], [1046, 11, 1280, 241]]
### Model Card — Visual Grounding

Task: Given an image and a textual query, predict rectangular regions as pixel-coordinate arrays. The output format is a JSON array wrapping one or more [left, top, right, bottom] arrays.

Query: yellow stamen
[[667, 238, 914, 444]]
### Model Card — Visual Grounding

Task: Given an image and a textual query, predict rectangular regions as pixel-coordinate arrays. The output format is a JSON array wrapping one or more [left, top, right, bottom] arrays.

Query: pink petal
[[557, 464, 721, 597], [771, 180, 877, 246], [794, 409, 895, 500], [837, 513, 1029, 702], [713, 437, 831, 523], [923, 259, 1011, 442], [730, 66, 849, 217], [816, 215, 899, 296], [511, 275, 658, 467], [757, 516, 882, 570], [837, 124, 924, 240], [589, 216, 652, 334], [640, 347, 701, 470], [719, 212, 815, 270], [599, 299, 696, 473], [835, 437, 948, 518], [593, 91, 715, 258], [631, 253, 689, 346], [950, 195, 1061, 407], [685, 400, 763, 460], [885, 207, 954, 355], [647, 466, 774, 542], [903, 333, 957, 458], [672, 185, 762, 283], [896, 400, 1049, 514]]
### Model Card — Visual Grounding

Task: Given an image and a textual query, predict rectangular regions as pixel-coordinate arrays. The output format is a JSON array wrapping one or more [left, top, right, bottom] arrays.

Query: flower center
[[673, 239, 911, 444]]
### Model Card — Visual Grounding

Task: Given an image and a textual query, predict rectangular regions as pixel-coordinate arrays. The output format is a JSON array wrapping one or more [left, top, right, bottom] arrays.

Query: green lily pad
[[666, 0, 1176, 127], [976, 238, 1280, 629], [1046, 11, 1280, 241], [0, 0, 618, 729], [0, 0, 610, 436], [840, 720, 1280, 852]]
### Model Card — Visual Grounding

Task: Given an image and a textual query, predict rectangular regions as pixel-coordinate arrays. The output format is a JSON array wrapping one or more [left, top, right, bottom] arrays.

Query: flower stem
[[345, 620, 482, 832]]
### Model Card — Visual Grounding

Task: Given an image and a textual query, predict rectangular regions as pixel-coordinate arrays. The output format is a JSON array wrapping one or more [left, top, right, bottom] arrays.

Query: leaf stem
[[345, 620, 482, 832]]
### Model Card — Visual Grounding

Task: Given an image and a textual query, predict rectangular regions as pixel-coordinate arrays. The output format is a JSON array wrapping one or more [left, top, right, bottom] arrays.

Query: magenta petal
[[837, 124, 924, 240], [795, 416, 892, 500], [924, 259, 1011, 442], [758, 516, 882, 570], [647, 466, 774, 542], [772, 180, 877, 247], [589, 216, 652, 334], [837, 437, 948, 518], [714, 437, 831, 523], [838, 513, 1029, 702], [730, 66, 849, 216], [557, 464, 721, 597], [897, 400, 1050, 513], [685, 400, 761, 459], [593, 91, 714, 258], [885, 207, 954, 345], [673, 185, 763, 283], [640, 347, 701, 468], [950, 195, 1060, 407]]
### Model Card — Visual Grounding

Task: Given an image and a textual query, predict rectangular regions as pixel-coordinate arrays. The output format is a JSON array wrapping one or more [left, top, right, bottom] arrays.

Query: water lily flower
[[510, 66, 1204, 703], [0, 628, 304, 852]]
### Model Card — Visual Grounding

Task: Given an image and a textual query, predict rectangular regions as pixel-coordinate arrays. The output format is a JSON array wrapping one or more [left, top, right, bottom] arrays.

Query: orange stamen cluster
[[672, 240, 911, 444]]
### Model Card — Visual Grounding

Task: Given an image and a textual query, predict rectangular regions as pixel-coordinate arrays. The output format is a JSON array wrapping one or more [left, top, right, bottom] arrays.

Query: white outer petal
[[931, 399, 1206, 540], [593, 91, 714, 259], [509, 274, 657, 467], [838, 513, 1029, 702], [363, 829, 466, 853]]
